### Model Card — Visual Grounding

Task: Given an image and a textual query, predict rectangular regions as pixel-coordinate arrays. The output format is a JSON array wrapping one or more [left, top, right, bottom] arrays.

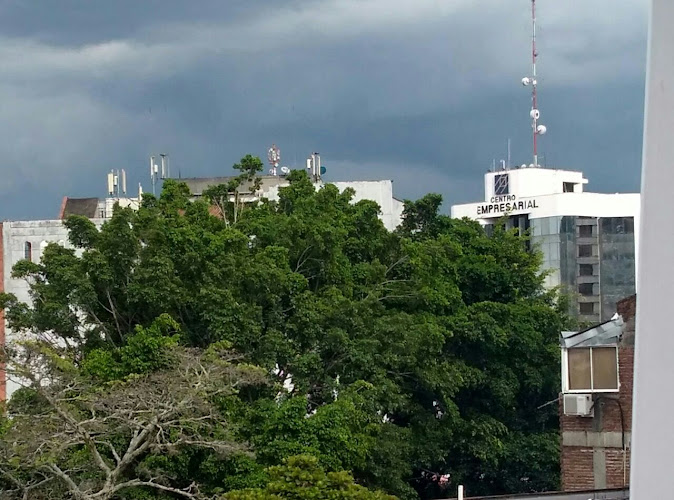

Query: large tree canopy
[[0, 163, 568, 499]]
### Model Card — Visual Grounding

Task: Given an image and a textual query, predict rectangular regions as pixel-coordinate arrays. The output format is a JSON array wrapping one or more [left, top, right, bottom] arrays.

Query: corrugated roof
[[61, 197, 99, 219], [561, 316, 624, 348], [180, 175, 288, 196]]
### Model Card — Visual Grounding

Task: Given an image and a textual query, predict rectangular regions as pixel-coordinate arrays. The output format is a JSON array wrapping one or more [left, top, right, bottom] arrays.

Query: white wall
[[452, 192, 640, 221], [241, 179, 404, 231], [329, 180, 404, 231], [483, 168, 587, 200], [2, 220, 104, 399]]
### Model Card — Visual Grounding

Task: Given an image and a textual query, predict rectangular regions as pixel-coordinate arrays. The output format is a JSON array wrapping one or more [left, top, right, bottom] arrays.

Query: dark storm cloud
[[0, 0, 649, 219]]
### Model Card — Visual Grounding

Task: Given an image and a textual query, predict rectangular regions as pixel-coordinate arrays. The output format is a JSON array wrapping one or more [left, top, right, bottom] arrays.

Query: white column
[[630, 0, 674, 498]]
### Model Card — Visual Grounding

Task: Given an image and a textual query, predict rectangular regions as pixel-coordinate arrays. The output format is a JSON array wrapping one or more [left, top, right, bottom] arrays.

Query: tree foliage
[[223, 455, 396, 500], [0, 159, 569, 499], [0, 338, 266, 499]]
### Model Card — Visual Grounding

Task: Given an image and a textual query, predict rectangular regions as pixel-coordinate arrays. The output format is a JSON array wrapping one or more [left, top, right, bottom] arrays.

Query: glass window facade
[[598, 217, 636, 320], [526, 215, 636, 322]]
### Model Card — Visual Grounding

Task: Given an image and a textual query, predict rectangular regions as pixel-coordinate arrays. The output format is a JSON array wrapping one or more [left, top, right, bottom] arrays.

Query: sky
[[0, 0, 649, 219]]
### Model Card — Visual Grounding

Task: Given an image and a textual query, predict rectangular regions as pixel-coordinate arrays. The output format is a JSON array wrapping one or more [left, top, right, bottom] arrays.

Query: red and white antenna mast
[[521, 0, 546, 167]]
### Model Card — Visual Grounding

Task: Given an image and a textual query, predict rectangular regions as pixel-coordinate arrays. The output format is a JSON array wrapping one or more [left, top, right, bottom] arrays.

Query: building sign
[[494, 174, 509, 195], [477, 195, 539, 216]]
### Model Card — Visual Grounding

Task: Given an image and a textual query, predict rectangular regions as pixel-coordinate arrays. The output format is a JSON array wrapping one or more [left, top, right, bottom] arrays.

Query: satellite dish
[[521, 164, 527, 169], [530, 109, 540, 120], [536, 124, 547, 135], [280, 166, 290, 174], [522, 77, 530, 86]]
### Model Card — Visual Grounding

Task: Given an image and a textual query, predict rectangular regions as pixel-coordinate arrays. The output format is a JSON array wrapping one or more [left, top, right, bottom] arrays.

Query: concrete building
[[180, 174, 405, 232], [59, 195, 141, 220], [559, 295, 636, 492], [451, 168, 640, 323], [0, 219, 107, 400]]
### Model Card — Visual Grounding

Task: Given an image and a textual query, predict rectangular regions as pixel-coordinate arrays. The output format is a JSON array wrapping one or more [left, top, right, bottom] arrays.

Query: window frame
[[24, 241, 32, 262], [561, 346, 620, 394], [579, 263, 595, 276], [578, 244, 594, 257], [579, 302, 596, 315]]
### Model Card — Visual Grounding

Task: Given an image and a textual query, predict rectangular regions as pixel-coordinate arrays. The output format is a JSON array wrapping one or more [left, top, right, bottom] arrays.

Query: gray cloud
[[0, 0, 649, 220]]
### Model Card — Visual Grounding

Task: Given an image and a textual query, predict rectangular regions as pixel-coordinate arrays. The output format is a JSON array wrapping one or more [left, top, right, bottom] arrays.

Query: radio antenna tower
[[521, 0, 547, 167]]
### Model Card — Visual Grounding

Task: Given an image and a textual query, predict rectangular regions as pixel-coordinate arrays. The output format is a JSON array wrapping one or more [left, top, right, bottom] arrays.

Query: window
[[579, 264, 594, 276], [579, 302, 595, 315], [494, 174, 509, 195], [578, 225, 593, 237], [564, 346, 619, 392], [24, 241, 32, 261], [578, 283, 595, 296], [578, 245, 593, 257], [563, 182, 576, 193]]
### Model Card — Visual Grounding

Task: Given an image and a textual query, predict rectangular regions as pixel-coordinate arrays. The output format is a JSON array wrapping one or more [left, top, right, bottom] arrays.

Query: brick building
[[559, 294, 636, 491]]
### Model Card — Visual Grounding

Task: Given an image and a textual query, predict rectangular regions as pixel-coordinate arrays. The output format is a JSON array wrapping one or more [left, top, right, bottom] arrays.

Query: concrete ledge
[[562, 431, 631, 449]]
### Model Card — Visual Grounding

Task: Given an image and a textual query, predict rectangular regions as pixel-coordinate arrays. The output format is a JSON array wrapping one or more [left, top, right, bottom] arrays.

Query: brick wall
[[561, 447, 594, 490], [560, 295, 636, 491]]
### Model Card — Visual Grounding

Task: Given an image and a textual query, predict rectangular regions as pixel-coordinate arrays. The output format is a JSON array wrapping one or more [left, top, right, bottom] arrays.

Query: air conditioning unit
[[563, 394, 594, 417]]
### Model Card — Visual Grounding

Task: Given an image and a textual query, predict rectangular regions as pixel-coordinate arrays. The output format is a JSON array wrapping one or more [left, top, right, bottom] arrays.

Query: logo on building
[[494, 174, 509, 196]]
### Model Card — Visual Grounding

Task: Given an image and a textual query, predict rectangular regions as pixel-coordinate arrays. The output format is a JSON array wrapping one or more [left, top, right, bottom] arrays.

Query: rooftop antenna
[[268, 143, 281, 176], [159, 154, 169, 179], [507, 138, 511, 168], [521, 0, 547, 168], [150, 155, 159, 195]]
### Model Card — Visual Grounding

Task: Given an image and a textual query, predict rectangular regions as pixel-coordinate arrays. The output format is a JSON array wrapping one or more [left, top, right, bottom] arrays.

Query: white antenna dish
[[536, 124, 547, 135], [529, 163, 536, 168], [281, 166, 290, 174], [530, 109, 540, 120], [521, 164, 527, 169], [521, 77, 531, 86]]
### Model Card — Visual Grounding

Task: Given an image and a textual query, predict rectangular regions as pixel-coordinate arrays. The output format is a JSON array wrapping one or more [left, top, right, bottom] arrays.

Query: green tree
[[223, 455, 396, 500], [0, 339, 267, 499], [0, 168, 568, 499]]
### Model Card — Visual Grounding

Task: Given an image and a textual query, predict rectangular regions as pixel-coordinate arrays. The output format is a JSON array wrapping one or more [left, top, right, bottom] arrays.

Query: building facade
[[0, 220, 106, 400], [180, 175, 405, 232], [451, 168, 640, 323], [559, 295, 636, 492]]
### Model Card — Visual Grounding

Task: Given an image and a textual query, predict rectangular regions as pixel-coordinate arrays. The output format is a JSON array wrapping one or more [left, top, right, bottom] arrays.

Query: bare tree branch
[[0, 342, 267, 500]]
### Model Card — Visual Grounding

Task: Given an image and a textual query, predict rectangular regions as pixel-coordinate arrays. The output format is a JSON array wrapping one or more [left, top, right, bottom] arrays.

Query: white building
[[451, 167, 640, 323], [0, 219, 106, 400], [181, 175, 405, 232]]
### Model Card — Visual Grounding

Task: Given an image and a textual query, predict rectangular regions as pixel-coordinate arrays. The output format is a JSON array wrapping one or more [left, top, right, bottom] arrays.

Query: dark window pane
[[579, 264, 594, 276], [578, 225, 593, 237], [579, 283, 594, 296], [578, 245, 593, 257], [580, 302, 595, 315]]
